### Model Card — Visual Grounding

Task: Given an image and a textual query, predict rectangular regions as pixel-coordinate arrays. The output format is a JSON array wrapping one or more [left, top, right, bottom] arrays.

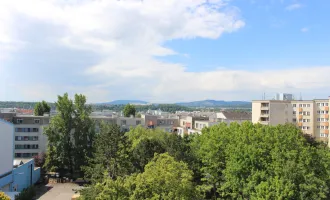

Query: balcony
[[261, 106, 269, 110], [322, 122, 329, 126], [324, 129, 329, 134], [298, 108, 303, 112], [298, 115, 303, 119], [259, 121, 269, 125], [325, 106, 329, 111]]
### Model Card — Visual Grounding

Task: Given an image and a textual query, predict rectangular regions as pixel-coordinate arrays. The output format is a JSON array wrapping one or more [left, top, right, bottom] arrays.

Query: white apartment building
[[252, 97, 330, 142]]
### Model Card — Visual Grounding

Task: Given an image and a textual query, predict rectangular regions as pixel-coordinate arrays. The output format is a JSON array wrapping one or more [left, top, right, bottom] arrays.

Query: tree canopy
[[123, 104, 136, 117], [44, 93, 95, 176], [34, 100, 51, 116]]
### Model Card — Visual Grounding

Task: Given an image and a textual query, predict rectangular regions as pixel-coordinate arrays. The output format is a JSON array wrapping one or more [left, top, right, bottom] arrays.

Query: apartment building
[[252, 97, 330, 142], [12, 115, 50, 158], [142, 114, 179, 132]]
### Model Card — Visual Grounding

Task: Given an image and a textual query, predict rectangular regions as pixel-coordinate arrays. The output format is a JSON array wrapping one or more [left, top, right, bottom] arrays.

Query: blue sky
[[1, 0, 330, 103]]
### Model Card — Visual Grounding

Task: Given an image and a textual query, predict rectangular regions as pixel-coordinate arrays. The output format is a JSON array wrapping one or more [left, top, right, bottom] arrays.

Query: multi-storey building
[[252, 97, 330, 142], [12, 115, 50, 158]]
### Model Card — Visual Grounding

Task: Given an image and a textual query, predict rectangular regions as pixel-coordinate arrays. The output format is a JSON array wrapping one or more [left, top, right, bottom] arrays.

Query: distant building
[[252, 97, 330, 143]]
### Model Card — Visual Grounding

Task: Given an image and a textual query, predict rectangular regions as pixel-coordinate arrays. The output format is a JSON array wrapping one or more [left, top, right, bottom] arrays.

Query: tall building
[[252, 96, 330, 142]]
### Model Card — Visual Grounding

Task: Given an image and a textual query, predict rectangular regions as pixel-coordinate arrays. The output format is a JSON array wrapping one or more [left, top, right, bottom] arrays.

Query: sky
[[1, 0, 330, 103]]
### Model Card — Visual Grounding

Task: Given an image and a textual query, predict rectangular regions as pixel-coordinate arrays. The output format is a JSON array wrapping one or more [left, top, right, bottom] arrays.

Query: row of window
[[317, 103, 329, 107], [15, 136, 38, 141], [317, 126, 329, 129], [293, 111, 328, 115], [293, 104, 311, 108], [320, 134, 329, 138], [299, 126, 310, 130], [317, 118, 329, 122], [15, 144, 39, 149], [292, 103, 329, 108], [15, 128, 39, 132], [158, 120, 174, 125], [15, 153, 38, 158], [16, 119, 41, 124], [120, 120, 141, 126], [317, 110, 329, 114]]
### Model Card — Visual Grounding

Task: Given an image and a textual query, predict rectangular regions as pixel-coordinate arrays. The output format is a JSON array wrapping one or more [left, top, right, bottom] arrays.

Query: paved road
[[36, 183, 82, 200]]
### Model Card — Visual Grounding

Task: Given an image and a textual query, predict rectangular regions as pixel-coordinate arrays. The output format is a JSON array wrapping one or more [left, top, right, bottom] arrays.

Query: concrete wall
[[252, 102, 262, 123], [269, 102, 290, 125], [0, 120, 14, 179]]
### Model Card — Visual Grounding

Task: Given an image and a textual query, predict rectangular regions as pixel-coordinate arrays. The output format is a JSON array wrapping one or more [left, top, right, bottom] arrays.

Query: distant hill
[[98, 100, 149, 105], [176, 100, 251, 108]]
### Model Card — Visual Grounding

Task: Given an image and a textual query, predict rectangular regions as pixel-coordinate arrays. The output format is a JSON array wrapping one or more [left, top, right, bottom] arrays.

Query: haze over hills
[[97, 99, 251, 108], [97, 100, 149, 105], [175, 100, 251, 107]]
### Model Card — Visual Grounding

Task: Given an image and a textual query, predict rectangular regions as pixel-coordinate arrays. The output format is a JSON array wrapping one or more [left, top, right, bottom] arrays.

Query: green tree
[[131, 153, 198, 200], [0, 192, 10, 200], [192, 122, 330, 199], [34, 100, 51, 116], [83, 123, 132, 183], [44, 93, 95, 176], [123, 104, 136, 117]]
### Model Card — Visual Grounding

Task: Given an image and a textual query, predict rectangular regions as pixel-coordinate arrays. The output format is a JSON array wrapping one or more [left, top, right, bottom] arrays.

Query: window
[[299, 104, 302, 107], [299, 119, 303, 122], [293, 111, 296, 115], [136, 120, 141, 125], [321, 126, 325, 129], [183, 121, 185, 125], [32, 128, 39, 132], [322, 103, 325, 107], [303, 119, 310, 122], [303, 104, 306, 107], [292, 118, 297, 123], [320, 133, 325, 137], [299, 112, 303, 115], [326, 103, 329, 106], [326, 111, 329, 114], [317, 118, 321, 122], [317, 103, 321, 106], [317, 126, 320, 129], [170, 121, 173, 125], [317, 110, 321, 114], [16, 119, 23, 124], [307, 104, 311, 107], [293, 104, 296, 107], [34, 119, 40, 124], [15, 153, 22, 158]]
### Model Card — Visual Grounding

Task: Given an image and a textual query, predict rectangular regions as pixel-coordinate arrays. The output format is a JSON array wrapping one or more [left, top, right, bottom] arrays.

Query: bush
[[0, 191, 10, 200], [15, 186, 36, 200]]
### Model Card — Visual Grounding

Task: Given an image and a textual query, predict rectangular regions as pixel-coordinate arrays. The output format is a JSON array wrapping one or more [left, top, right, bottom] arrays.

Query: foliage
[[34, 100, 51, 116], [123, 104, 136, 117], [0, 192, 10, 200], [131, 153, 199, 200], [14, 186, 36, 200], [83, 123, 132, 183], [33, 152, 46, 168], [80, 153, 198, 200], [44, 93, 95, 176], [192, 122, 330, 199]]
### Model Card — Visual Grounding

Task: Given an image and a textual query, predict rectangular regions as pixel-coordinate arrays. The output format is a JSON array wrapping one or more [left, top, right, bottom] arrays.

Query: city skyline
[[1, 0, 330, 103]]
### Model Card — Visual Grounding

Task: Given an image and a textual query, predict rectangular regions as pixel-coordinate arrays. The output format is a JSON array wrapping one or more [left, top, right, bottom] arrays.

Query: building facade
[[252, 98, 330, 142]]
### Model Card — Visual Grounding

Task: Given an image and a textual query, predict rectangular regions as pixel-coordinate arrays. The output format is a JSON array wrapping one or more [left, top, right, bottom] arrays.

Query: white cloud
[[301, 27, 309, 32], [1, 0, 330, 102], [285, 3, 303, 11]]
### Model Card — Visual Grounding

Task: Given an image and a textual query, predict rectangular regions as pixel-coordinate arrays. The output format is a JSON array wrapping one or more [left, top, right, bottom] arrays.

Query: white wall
[[0, 120, 14, 175]]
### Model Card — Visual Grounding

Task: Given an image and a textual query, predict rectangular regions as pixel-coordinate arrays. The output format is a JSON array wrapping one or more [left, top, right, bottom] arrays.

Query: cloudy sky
[[1, 0, 330, 103]]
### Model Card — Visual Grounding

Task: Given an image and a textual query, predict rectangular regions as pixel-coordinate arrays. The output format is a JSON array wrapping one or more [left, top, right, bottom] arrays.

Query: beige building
[[252, 98, 330, 142]]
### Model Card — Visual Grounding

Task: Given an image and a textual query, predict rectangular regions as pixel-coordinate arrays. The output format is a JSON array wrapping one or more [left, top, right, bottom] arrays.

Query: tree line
[[42, 93, 330, 199]]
